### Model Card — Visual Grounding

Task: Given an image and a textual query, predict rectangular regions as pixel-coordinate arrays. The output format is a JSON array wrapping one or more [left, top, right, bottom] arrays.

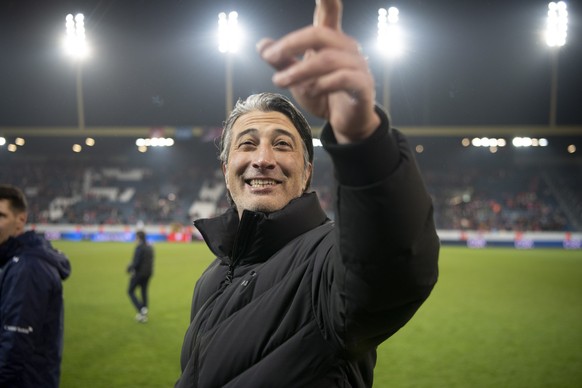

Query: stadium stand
[[1, 134, 580, 233]]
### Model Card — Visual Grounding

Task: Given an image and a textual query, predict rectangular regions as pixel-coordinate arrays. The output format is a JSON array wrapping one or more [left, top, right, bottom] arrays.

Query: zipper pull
[[225, 264, 234, 285]]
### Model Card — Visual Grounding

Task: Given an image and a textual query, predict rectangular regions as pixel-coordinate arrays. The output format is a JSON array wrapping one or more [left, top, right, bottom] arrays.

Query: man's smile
[[246, 178, 281, 188]]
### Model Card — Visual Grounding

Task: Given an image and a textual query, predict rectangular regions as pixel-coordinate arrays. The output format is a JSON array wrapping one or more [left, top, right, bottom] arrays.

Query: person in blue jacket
[[0, 184, 71, 388]]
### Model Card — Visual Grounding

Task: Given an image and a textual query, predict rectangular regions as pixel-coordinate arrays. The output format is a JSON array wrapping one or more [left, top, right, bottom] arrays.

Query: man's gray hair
[[219, 92, 314, 190]]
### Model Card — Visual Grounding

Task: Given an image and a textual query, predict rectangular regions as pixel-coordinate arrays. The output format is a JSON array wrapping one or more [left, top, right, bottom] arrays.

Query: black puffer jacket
[[127, 241, 154, 279], [176, 110, 440, 387], [0, 231, 71, 388]]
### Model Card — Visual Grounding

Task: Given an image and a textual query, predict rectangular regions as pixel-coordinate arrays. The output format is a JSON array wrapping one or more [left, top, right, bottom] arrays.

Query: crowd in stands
[[423, 167, 571, 231], [1, 137, 581, 232]]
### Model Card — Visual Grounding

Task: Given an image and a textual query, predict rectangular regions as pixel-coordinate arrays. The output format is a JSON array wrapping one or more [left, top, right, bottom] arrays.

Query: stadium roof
[[1, 0, 581, 130]]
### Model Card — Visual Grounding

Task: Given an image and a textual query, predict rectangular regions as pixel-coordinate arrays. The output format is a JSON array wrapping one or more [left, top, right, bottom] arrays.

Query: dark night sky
[[1, 0, 580, 129]]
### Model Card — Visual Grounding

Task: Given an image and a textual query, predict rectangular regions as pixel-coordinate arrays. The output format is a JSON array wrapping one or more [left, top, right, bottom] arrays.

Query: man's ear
[[15, 211, 27, 235], [303, 162, 313, 191], [222, 163, 229, 188]]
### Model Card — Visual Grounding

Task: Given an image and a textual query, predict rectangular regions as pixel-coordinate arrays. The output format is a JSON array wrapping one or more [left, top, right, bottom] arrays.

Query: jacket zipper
[[224, 211, 257, 285]]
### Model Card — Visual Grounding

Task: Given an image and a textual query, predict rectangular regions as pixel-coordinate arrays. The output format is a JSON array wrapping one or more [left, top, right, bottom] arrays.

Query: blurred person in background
[[175, 0, 440, 386], [127, 230, 154, 323], [0, 184, 71, 388]]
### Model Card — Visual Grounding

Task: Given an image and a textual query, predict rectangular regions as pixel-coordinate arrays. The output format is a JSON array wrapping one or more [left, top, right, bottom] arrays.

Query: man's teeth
[[249, 179, 277, 187]]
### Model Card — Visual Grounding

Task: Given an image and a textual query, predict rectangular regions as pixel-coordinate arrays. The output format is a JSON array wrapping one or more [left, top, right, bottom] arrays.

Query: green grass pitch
[[53, 241, 582, 387]]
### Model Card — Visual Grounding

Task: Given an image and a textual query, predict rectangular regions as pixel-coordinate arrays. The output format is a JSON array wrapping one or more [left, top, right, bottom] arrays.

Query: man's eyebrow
[[234, 128, 258, 141], [272, 128, 297, 140], [234, 127, 297, 142]]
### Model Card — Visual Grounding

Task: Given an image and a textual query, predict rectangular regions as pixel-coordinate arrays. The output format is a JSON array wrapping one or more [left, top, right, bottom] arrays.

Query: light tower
[[64, 13, 89, 131], [545, 1, 568, 128], [218, 11, 241, 117], [377, 6, 403, 112]]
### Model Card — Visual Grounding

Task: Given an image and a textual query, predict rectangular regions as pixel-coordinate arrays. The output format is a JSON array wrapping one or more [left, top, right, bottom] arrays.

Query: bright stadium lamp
[[376, 7, 403, 111], [64, 13, 89, 131], [218, 11, 242, 117], [377, 7, 403, 58], [545, 1, 568, 48], [545, 1, 568, 128], [64, 13, 88, 60], [218, 11, 241, 54]]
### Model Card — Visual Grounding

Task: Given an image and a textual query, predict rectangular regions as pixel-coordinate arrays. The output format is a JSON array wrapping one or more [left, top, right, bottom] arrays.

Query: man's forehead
[[232, 111, 299, 135], [0, 199, 24, 214], [0, 199, 12, 214]]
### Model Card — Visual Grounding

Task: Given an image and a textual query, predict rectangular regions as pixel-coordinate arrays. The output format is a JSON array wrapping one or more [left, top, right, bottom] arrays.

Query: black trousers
[[128, 275, 150, 312]]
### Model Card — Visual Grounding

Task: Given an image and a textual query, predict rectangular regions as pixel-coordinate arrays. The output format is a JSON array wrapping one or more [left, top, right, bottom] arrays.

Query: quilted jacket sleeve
[[320, 106, 440, 355], [0, 257, 52, 384]]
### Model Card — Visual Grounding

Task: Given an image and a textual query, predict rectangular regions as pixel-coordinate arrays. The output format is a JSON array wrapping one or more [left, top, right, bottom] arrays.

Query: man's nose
[[252, 144, 276, 169]]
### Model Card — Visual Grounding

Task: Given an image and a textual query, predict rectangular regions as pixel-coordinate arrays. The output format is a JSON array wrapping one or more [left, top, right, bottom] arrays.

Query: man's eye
[[275, 140, 292, 148], [238, 140, 255, 148]]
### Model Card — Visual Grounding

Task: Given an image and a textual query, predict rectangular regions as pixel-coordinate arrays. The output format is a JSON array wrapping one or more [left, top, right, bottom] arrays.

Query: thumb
[[314, 0, 342, 30]]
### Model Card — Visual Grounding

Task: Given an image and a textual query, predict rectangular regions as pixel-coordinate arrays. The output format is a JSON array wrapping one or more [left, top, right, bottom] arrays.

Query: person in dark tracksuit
[[0, 184, 71, 388], [127, 230, 154, 323], [175, 1, 440, 387]]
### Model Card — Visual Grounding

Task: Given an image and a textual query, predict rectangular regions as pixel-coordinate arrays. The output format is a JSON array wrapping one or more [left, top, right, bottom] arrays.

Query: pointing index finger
[[314, 0, 342, 30]]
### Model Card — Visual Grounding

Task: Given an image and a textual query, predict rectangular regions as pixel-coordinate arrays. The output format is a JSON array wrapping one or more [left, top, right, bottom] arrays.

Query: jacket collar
[[194, 192, 329, 265], [0, 231, 71, 279], [0, 236, 19, 267]]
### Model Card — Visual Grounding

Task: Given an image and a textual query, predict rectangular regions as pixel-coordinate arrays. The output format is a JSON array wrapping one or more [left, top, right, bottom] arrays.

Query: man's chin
[[244, 200, 285, 215]]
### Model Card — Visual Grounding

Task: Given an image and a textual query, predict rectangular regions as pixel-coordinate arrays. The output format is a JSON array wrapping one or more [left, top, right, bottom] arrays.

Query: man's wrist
[[321, 106, 398, 186], [333, 111, 382, 144]]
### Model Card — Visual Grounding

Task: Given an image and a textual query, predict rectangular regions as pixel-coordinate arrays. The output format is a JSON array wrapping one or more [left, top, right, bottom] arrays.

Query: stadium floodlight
[[376, 7, 403, 111], [470, 137, 507, 149], [64, 13, 88, 131], [377, 7, 403, 57], [218, 11, 242, 117], [0, 137, 6, 146], [545, 2, 568, 128], [512, 137, 549, 148], [545, 2, 568, 48], [218, 11, 241, 54], [64, 13, 88, 59], [136, 137, 175, 148]]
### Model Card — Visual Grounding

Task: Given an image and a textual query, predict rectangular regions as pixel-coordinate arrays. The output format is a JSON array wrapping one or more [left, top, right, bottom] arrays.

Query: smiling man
[[175, 1, 439, 387], [221, 97, 313, 216]]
